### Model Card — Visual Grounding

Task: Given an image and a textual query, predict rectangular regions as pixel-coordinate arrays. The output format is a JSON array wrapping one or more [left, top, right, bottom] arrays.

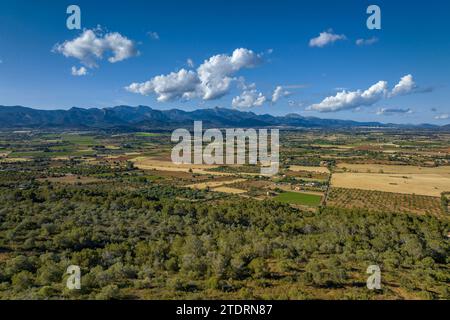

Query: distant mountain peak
[[0, 105, 444, 130]]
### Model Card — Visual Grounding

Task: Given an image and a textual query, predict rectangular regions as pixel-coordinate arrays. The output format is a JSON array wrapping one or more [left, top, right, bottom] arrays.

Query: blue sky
[[0, 0, 449, 124]]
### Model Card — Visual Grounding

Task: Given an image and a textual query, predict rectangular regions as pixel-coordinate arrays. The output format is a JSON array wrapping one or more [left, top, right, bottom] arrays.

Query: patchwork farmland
[[0, 128, 449, 300]]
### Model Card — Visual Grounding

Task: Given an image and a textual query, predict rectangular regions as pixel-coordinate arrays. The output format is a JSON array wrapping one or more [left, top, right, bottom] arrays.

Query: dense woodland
[[0, 178, 448, 299], [0, 130, 449, 299]]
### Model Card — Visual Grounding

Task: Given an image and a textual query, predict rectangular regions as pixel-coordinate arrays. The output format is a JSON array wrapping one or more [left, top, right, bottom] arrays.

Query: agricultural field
[[0, 128, 449, 300], [3, 0, 450, 304], [327, 188, 445, 217], [131, 156, 226, 175], [331, 172, 449, 197], [288, 165, 330, 174], [336, 163, 450, 175], [274, 191, 322, 206]]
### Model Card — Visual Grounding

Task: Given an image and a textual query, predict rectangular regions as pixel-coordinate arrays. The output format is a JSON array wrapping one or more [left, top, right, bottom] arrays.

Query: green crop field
[[61, 134, 97, 145], [9, 150, 95, 158], [135, 132, 162, 137], [274, 191, 322, 206]]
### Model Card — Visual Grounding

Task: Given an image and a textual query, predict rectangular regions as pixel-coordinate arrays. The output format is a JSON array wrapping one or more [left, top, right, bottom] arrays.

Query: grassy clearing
[[274, 191, 322, 206]]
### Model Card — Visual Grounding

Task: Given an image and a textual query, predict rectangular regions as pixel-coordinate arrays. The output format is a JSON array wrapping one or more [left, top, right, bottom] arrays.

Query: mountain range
[[0, 105, 447, 130]]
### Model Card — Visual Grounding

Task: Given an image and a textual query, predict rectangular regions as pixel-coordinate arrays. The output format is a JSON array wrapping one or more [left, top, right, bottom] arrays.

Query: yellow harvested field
[[186, 178, 246, 190], [132, 157, 216, 169], [105, 145, 121, 150], [52, 156, 71, 161], [337, 163, 450, 175], [131, 156, 231, 175], [213, 186, 247, 194], [130, 157, 266, 176], [331, 172, 450, 197], [289, 165, 330, 174]]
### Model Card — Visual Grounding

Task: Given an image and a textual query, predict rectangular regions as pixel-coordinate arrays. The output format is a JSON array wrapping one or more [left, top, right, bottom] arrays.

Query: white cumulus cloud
[[71, 66, 88, 76], [309, 30, 346, 48], [271, 86, 291, 103], [309, 74, 428, 113], [54, 29, 139, 68], [309, 80, 388, 112], [390, 74, 417, 97], [126, 48, 263, 103], [126, 69, 200, 102], [232, 89, 266, 108], [197, 48, 262, 100]]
